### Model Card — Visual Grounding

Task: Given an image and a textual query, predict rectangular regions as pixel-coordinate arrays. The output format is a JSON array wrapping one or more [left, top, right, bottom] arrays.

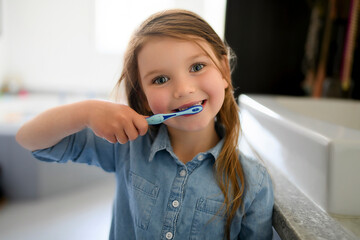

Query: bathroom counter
[[269, 161, 359, 240], [0, 93, 107, 135], [239, 139, 359, 240]]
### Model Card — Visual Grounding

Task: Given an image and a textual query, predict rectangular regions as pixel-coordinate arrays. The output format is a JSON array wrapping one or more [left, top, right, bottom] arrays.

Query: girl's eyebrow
[[143, 69, 163, 80], [143, 53, 209, 80], [187, 53, 208, 61]]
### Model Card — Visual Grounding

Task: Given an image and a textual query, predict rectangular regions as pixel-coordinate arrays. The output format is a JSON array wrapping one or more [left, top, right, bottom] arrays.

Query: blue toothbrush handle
[[146, 105, 203, 125]]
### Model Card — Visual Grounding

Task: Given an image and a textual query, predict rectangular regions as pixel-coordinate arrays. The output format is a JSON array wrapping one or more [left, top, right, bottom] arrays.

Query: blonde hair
[[114, 9, 244, 239]]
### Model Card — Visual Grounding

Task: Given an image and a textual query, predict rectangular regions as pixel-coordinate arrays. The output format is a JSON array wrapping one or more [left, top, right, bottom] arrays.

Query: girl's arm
[[16, 100, 148, 151]]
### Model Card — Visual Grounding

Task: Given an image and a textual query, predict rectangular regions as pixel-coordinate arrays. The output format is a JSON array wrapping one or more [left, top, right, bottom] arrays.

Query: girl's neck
[[167, 122, 220, 164]]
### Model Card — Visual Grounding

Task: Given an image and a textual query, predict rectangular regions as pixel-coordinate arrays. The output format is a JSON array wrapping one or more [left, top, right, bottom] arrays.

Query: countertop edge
[[268, 162, 358, 240]]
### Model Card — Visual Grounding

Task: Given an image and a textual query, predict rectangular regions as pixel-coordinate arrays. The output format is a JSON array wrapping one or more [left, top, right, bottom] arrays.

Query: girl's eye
[[153, 76, 169, 85], [190, 63, 205, 72]]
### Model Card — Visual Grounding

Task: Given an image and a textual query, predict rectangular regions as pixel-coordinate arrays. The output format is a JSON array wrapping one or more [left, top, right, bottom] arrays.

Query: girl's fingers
[[115, 129, 129, 144], [115, 116, 148, 144], [133, 116, 149, 136], [124, 123, 141, 141], [105, 135, 118, 144], [90, 103, 149, 144]]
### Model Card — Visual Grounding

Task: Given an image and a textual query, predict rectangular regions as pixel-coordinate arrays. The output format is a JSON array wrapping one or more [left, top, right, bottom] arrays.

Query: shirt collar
[[148, 125, 172, 162], [148, 124, 225, 162]]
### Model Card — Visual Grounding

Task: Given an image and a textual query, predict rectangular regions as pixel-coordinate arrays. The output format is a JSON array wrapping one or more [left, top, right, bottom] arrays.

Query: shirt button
[[198, 154, 205, 161], [165, 232, 173, 239], [172, 200, 179, 208], [179, 170, 186, 177]]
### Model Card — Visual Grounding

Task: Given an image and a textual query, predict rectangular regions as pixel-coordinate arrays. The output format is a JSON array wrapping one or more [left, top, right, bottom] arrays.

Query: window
[[95, 0, 227, 54]]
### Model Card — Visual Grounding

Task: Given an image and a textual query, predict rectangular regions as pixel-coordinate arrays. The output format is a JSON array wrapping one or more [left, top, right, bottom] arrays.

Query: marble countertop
[[269, 162, 359, 240], [239, 138, 359, 240]]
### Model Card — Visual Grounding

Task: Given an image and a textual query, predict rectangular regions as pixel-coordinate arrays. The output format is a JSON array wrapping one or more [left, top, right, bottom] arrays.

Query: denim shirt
[[33, 124, 274, 240]]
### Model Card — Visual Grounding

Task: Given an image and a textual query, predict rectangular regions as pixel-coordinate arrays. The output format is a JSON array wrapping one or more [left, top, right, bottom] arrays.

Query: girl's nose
[[173, 78, 195, 98]]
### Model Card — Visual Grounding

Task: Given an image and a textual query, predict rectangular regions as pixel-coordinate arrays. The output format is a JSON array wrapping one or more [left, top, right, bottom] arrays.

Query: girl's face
[[138, 37, 228, 133]]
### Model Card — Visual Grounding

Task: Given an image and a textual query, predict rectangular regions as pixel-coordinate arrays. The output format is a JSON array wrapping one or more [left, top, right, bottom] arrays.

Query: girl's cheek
[[146, 93, 168, 114], [149, 102, 164, 114]]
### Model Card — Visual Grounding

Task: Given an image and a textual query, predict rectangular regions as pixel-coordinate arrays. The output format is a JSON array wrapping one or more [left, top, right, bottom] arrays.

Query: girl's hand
[[87, 100, 149, 144], [16, 100, 149, 151]]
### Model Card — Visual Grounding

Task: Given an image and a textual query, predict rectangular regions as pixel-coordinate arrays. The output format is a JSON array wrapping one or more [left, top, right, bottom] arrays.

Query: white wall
[[1, 0, 226, 95], [0, 0, 7, 88], [4, 0, 122, 94], [95, 0, 226, 55]]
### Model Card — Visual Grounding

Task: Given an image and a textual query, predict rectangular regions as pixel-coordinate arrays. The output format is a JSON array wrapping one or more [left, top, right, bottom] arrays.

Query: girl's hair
[[114, 9, 244, 239]]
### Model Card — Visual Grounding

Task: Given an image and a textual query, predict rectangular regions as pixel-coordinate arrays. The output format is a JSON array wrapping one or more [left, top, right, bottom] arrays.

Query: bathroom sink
[[238, 94, 360, 216]]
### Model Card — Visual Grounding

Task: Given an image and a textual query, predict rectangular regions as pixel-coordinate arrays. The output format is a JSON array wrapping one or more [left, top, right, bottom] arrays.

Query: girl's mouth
[[173, 100, 206, 112]]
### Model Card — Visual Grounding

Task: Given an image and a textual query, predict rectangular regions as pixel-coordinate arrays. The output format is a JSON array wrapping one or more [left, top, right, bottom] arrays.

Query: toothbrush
[[146, 105, 203, 125]]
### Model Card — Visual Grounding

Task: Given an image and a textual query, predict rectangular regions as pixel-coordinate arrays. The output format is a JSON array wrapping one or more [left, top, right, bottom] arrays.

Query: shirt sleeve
[[32, 128, 119, 172], [239, 167, 274, 240]]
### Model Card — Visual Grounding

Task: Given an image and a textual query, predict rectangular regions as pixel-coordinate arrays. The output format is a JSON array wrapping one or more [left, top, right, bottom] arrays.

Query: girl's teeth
[[178, 101, 202, 111]]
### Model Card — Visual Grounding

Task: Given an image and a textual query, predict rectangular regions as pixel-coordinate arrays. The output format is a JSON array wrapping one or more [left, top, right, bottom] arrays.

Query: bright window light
[[95, 0, 227, 54]]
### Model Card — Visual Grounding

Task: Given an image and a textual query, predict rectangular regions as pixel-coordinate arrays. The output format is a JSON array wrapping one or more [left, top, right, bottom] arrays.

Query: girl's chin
[[165, 118, 215, 132]]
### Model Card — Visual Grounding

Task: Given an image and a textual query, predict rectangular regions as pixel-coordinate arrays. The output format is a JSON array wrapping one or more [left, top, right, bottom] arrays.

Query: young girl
[[16, 9, 274, 240]]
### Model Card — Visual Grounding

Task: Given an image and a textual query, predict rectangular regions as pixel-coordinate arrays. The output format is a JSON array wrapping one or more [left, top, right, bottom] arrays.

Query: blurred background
[[0, 1, 228, 239], [0, 0, 226, 95], [0, 0, 359, 239]]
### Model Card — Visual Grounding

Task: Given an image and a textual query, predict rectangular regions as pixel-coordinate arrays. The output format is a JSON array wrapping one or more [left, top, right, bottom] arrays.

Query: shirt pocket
[[129, 171, 160, 230], [190, 197, 226, 240]]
